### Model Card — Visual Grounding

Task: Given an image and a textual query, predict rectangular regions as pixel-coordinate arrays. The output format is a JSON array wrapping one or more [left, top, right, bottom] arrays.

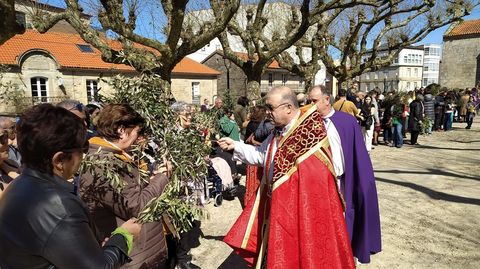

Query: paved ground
[[190, 121, 480, 269]]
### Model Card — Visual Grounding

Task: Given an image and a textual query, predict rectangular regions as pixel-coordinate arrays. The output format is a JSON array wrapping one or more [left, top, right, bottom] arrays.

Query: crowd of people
[[0, 81, 477, 268], [331, 86, 479, 150]]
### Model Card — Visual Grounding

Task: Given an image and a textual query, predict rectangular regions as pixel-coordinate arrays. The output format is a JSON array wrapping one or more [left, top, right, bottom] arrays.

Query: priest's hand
[[217, 137, 235, 151]]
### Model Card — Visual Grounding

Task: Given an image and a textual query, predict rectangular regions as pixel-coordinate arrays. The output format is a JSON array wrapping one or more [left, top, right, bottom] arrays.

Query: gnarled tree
[[220, 0, 385, 100], [32, 0, 240, 93], [316, 0, 477, 89], [0, 0, 25, 44]]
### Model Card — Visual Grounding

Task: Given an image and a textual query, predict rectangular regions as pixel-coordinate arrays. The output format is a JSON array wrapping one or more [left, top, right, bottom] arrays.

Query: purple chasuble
[[330, 110, 382, 263]]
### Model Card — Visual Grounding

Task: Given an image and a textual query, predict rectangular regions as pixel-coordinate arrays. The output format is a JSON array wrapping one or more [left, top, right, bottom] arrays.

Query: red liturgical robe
[[224, 106, 355, 268]]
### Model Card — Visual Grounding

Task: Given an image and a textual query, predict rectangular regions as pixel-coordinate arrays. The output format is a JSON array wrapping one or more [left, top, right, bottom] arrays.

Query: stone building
[[201, 50, 305, 99], [359, 46, 424, 92], [440, 19, 480, 89], [0, 1, 220, 115], [422, 44, 442, 87]]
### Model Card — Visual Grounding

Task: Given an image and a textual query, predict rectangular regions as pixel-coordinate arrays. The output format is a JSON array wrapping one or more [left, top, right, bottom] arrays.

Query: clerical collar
[[323, 108, 335, 119]]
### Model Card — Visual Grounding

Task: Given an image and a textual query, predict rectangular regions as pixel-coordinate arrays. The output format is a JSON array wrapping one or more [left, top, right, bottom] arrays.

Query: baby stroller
[[207, 157, 237, 207]]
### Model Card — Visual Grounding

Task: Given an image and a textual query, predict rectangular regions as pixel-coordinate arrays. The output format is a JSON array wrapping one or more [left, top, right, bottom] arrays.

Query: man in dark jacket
[[423, 89, 435, 134], [434, 92, 446, 130], [409, 94, 424, 145]]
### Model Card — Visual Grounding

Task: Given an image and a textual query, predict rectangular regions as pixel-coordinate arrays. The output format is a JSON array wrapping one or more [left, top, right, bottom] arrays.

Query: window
[[31, 77, 48, 102], [86, 80, 98, 101], [268, 73, 273, 86], [414, 68, 418, 77], [406, 82, 411, 89], [423, 78, 428, 87], [407, 68, 411, 77], [365, 73, 370, 80], [299, 77, 304, 86], [76, 44, 94, 53], [374, 72, 378, 79], [414, 82, 418, 89], [192, 82, 200, 105], [281, 74, 287, 85]]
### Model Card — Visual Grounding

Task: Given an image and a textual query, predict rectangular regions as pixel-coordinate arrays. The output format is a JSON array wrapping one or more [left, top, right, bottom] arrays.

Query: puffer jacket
[[80, 137, 169, 269], [0, 168, 130, 269], [424, 94, 435, 120]]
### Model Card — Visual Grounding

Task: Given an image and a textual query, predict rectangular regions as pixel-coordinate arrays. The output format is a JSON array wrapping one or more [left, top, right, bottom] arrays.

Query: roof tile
[[445, 19, 480, 38], [0, 30, 220, 76]]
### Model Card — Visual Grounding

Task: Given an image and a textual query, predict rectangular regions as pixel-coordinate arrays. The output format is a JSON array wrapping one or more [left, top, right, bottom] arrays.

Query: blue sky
[[41, 0, 480, 46], [417, 7, 480, 45]]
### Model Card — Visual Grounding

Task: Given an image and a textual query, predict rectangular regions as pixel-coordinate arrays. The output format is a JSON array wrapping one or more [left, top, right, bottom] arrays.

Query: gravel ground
[[189, 121, 480, 269]]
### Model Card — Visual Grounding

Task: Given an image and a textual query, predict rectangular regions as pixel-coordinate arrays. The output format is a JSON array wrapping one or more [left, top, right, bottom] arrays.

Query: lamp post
[[383, 73, 387, 93], [223, 55, 232, 91], [395, 72, 399, 92]]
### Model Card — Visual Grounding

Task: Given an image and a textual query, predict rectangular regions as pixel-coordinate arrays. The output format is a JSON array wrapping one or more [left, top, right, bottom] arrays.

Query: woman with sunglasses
[[0, 104, 141, 268], [0, 128, 19, 197], [80, 104, 170, 269]]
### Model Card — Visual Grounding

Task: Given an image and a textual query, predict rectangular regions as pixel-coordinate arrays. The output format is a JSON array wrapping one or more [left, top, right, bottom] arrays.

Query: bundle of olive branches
[[81, 73, 212, 232]]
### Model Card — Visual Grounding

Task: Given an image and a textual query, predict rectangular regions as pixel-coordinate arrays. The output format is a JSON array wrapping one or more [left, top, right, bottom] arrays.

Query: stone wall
[[171, 76, 218, 105], [1, 52, 218, 115], [202, 53, 304, 99], [440, 37, 480, 89]]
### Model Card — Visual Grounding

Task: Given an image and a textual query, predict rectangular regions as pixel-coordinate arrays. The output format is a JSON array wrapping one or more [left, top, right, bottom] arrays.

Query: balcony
[[260, 83, 305, 94], [20, 96, 70, 106]]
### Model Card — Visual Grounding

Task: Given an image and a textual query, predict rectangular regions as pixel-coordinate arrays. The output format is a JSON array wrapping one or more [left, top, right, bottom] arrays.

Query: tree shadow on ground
[[218, 251, 249, 269], [185, 221, 204, 249], [415, 144, 480, 151], [448, 139, 480, 144], [202, 235, 224, 242], [374, 168, 480, 182], [376, 177, 480, 206]]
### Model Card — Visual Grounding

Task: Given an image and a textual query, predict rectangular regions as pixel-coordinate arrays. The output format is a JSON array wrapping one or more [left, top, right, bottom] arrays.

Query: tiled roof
[[444, 19, 480, 38], [0, 30, 220, 76], [205, 50, 281, 69], [232, 51, 281, 69]]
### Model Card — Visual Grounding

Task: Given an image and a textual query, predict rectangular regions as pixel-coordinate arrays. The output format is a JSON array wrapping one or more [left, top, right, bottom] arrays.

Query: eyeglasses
[[265, 103, 290, 112], [62, 139, 89, 154]]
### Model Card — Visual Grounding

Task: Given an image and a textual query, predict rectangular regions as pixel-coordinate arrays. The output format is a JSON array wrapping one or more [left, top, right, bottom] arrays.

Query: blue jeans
[[383, 127, 392, 143], [393, 123, 403, 148], [444, 113, 453, 131]]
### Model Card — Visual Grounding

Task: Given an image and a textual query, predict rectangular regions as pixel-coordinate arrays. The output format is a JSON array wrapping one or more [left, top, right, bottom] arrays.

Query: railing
[[260, 84, 305, 93], [19, 96, 70, 106]]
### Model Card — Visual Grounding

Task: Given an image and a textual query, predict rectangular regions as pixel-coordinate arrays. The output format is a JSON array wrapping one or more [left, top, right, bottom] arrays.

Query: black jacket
[[0, 168, 131, 269], [423, 94, 435, 120], [408, 100, 424, 132]]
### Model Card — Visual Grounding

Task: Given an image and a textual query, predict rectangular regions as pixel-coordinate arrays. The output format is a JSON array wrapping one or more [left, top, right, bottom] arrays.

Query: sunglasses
[[68, 103, 85, 112], [62, 139, 90, 154], [265, 103, 290, 112]]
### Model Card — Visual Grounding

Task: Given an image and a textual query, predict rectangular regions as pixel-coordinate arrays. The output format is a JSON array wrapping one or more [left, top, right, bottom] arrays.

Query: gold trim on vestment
[[278, 104, 318, 148], [241, 178, 265, 249], [272, 138, 334, 192]]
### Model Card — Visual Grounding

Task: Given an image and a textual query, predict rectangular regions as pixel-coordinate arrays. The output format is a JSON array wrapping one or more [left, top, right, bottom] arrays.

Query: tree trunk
[[303, 72, 316, 93], [246, 72, 262, 101], [0, 0, 24, 45]]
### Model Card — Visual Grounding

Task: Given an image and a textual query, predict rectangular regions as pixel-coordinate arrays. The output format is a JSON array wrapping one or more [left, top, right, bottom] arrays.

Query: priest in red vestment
[[218, 86, 355, 269]]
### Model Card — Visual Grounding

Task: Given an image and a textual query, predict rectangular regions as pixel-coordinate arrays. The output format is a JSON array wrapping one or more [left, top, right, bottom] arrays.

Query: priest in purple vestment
[[308, 85, 382, 263]]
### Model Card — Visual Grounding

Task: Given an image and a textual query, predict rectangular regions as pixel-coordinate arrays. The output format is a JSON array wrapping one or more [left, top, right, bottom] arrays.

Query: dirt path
[[190, 121, 480, 269]]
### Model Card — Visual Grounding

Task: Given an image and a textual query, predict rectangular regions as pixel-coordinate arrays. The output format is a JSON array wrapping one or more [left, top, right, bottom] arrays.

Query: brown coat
[[80, 141, 169, 269]]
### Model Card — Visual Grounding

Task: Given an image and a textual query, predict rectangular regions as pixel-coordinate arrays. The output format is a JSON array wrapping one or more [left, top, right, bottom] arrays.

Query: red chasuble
[[224, 106, 355, 268]]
